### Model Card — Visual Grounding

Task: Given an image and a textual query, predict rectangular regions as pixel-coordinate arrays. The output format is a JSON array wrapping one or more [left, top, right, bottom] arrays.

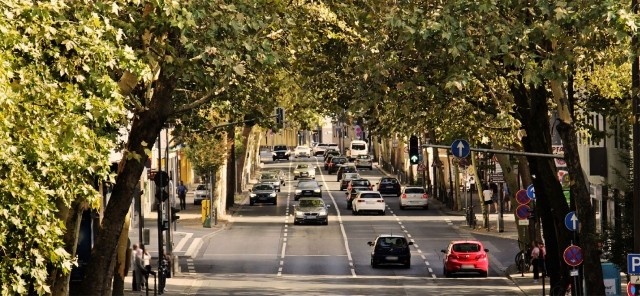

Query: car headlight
[[319, 209, 327, 216], [249, 193, 256, 197], [285, 151, 290, 155], [314, 189, 321, 193], [295, 211, 304, 217], [269, 193, 276, 197], [295, 190, 302, 194]]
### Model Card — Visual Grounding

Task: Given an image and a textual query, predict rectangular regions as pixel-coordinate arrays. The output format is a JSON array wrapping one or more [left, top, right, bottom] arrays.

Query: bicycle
[[515, 240, 531, 275], [551, 281, 572, 296], [465, 206, 477, 228]]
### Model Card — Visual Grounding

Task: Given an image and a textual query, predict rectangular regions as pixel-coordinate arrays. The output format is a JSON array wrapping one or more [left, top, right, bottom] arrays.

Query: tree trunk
[[237, 125, 253, 192], [50, 199, 85, 296], [511, 81, 572, 292], [76, 79, 174, 295], [111, 211, 132, 296], [226, 126, 236, 209]]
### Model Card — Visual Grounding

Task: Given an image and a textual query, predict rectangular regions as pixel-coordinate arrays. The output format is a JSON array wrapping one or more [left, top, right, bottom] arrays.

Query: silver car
[[260, 173, 281, 192], [293, 164, 316, 180], [193, 184, 208, 205], [293, 197, 330, 225], [355, 154, 373, 170]]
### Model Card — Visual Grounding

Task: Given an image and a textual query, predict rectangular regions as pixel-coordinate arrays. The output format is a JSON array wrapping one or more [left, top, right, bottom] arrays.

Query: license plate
[[305, 215, 316, 219], [385, 185, 393, 188], [366, 201, 375, 204], [461, 264, 475, 269], [385, 256, 398, 261]]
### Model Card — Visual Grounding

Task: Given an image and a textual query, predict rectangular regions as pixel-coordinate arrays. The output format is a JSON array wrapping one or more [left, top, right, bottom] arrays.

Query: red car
[[441, 240, 489, 277]]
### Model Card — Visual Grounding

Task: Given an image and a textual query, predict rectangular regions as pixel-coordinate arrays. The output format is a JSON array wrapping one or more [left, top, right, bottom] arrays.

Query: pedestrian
[[136, 244, 151, 289], [490, 182, 499, 213], [482, 184, 494, 214], [530, 241, 541, 283], [503, 185, 512, 211], [177, 181, 188, 210], [131, 244, 140, 291]]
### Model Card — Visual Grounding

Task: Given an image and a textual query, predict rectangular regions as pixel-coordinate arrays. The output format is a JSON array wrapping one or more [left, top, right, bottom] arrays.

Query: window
[[361, 193, 381, 199], [381, 178, 398, 184], [254, 184, 273, 191], [299, 199, 323, 207], [453, 243, 481, 252], [405, 188, 425, 194], [352, 144, 366, 150], [196, 185, 207, 190]]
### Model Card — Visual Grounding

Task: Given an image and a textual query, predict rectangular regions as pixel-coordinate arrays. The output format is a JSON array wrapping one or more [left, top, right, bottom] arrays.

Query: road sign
[[527, 184, 536, 199], [354, 125, 362, 139], [629, 282, 637, 296], [563, 245, 584, 267], [410, 155, 418, 163], [417, 164, 426, 171], [564, 211, 579, 232], [515, 189, 530, 205], [451, 139, 470, 158], [516, 204, 531, 220], [153, 170, 170, 187], [628, 254, 640, 275]]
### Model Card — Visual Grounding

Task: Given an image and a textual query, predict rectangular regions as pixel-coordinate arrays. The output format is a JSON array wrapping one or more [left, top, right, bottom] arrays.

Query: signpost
[[450, 139, 470, 158], [563, 245, 584, 267], [565, 211, 579, 232], [629, 254, 640, 275]]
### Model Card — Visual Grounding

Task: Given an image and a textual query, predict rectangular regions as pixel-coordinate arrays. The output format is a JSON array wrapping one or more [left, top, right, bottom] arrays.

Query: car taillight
[[422, 193, 428, 199], [476, 254, 487, 259], [401, 194, 407, 199], [448, 254, 457, 259], [377, 199, 384, 203], [357, 200, 365, 203]]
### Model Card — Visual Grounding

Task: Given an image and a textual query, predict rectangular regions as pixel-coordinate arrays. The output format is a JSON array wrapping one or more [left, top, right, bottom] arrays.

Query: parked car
[[259, 173, 281, 192], [248, 183, 278, 206], [293, 146, 312, 158], [377, 177, 401, 196], [327, 157, 348, 174], [336, 164, 358, 182], [293, 163, 316, 180], [351, 191, 385, 215], [272, 145, 290, 161], [354, 154, 373, 170], [345, 186, 368, 210], [368, 234, 413, 268], [400, 186, 429, 210], [339, 173, 360, 191], [293, 197, 330, 225], [294, 180, 323, 200], [193, 184, 208, 205], [266, 169, 286, 186], [441, 240, 489, 277]]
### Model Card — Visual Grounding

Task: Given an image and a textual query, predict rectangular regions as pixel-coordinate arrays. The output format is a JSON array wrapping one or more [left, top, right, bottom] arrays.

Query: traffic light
[[171, 207, 181, 222], [155, 189, 169, 202], [409, 135, 419, 165], [275, 107, 285, 128]]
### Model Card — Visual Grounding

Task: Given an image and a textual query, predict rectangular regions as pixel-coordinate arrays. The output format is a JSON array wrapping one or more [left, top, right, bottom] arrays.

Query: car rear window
[[360, 193, 381, 199], [381, 178, 398, 184], [405, 188, 425, 194], [297, 164, 309, 169], [344, 166, 357, 172], [377, 237, 407, 247], [452, 243, 481, 252], [332, 158, 347, 163], [352, 180, 370, 186], [352, 143, 366, 150]]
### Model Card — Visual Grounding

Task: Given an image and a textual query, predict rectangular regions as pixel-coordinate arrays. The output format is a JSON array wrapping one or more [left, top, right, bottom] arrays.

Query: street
[[171, 154, 525, 295]]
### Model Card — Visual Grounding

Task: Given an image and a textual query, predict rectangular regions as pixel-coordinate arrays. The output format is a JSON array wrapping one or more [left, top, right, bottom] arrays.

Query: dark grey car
[[293, 197, 330, 225], [249, 183, 278, 206]]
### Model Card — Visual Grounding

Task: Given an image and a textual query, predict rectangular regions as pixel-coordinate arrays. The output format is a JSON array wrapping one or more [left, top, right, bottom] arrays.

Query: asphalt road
[[188, 155, 524, 295]]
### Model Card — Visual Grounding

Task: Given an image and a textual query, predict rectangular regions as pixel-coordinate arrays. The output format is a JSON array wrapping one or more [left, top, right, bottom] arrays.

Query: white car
[[293, 163, 316, 180], [193, 184, 208, 205], [293, 146, 312, 158], [313, 143, 338, 156], [400, 186, 429, 210], [354, 154, 373, 170], [351, 191, 385, 215]]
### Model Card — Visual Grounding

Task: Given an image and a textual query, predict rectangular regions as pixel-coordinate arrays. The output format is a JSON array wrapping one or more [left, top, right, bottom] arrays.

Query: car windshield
[[344, 167, 357, 172], [274, 145, 287, 150], [254, 184, 274, 191], [261, 175, 275, 180], [405, 188, 425, 194], [377, 237, 407, 248], [352, 143, 366, 150], [352, 180, 370, 186], [381, 178, 398, 184], [360, 193, 381, 199], [332, 158, 347, 163], [299, 199, 324, 207], [296, 164, 309, 169], [452, 243, 481, 252], [196, 185, 207, 190], [298, 182, 317, 188]]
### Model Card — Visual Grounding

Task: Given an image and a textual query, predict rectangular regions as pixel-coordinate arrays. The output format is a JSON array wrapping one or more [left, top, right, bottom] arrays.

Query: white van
[[347, 140, 368, 161]]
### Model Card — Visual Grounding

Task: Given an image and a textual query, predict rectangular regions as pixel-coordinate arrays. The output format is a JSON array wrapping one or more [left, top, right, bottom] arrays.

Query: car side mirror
[[248, 189, 252, 192], [319, 184, 323, 187], [326, 205, 331, 208], [408, 242, 414, 245], [441, 249, 446, 253], [485, 249, 489, 252], [367, 242, 374, 246]]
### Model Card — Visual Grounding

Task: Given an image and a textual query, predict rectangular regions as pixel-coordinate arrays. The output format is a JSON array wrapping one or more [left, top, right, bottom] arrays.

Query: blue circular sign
[[564, 211, 579, 232], [451, 139, 470, 158], [526, 184, 536, 199]]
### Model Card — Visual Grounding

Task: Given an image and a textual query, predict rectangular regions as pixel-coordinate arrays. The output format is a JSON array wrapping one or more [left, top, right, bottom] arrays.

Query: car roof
[[449, 240, 484, 245], [254, 182, 274, 187], [377, 234, 406, 238], [298, 197, 323, 201], [356, 190, 380, 194]]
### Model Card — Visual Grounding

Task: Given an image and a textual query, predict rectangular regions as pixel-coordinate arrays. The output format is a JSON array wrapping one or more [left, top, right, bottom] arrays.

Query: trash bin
[[601, 261, 621, 296]]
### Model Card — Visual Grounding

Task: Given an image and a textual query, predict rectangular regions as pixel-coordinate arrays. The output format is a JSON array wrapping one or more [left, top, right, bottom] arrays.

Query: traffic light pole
[[156, 133, 165, 285]]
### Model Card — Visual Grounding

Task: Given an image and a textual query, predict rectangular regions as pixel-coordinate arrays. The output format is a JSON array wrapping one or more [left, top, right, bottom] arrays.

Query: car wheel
[[371, 259, 378, 268], [273, 200, 277, 205], [480, 271, 488, 277], [293, 220, 299, 225], [352, 208, 357, 215], [424, 205, 429, 210], [294, 177, 297, 180], [369, 166, 373, 170], [380, 210, 385, 215], [443, 268, 450, 277], [400, 205, 405, 210], [323, 220, 328, 225], [404, 262, 411, 269], [250, 201, 254, 206]]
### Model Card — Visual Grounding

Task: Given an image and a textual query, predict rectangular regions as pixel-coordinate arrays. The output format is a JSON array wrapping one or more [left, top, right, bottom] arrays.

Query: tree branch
[[173, 87, 226, 114]]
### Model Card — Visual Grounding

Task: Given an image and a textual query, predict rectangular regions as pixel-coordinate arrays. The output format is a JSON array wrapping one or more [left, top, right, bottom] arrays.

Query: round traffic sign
[[153, 170, 170, 187], [451, 139, 470, 158], [516, 204, 531, 220], [563, 245, 584, 267], [527, 184, 536, 199], [628, 282, 636, 296], [354, 125, 362, 138], [564, 211, 579, 232], [515, 189, 530, 205]]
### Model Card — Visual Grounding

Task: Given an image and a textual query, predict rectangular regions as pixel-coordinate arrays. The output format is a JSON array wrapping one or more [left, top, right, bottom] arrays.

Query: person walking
[[530, 241, 541, 283], [482, 184, 494, 214], [177, 181, 188, 210], [131, 244, 139, 291]]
